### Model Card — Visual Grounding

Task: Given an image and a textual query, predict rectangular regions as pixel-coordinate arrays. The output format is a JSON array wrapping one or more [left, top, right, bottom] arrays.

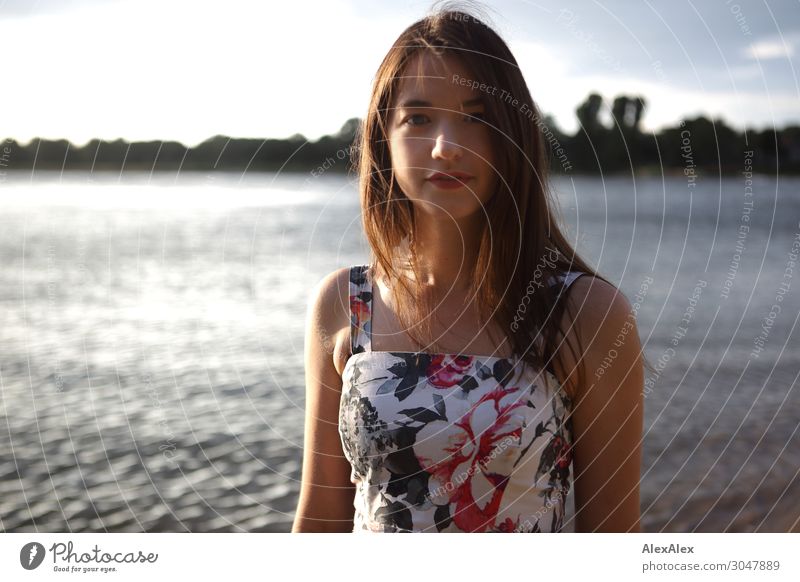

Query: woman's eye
[[404, 114, 429, 126], [401, 112, 485, 126]]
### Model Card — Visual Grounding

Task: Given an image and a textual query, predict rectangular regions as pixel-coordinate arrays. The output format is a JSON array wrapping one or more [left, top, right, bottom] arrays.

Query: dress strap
[[547, 269, 588, 293], [349, 265, 373, 355], [560, 270, 587, 290], [542, 269, 588, 378]]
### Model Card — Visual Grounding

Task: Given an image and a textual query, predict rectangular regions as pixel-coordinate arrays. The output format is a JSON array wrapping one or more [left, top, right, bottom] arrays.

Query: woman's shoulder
[[553, 272, 639, 398], [309, 266, 353, 310], [557, 272, 634, 343], [561, 273, 631, 319], [307, 266, 360, 376]]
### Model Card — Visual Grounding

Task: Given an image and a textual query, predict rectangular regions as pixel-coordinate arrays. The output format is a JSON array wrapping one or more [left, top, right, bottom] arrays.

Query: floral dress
[[338, 264, 586, 533]]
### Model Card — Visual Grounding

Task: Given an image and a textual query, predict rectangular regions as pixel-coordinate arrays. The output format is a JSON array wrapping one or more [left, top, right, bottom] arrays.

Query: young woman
[[293, 5, 644, 533]]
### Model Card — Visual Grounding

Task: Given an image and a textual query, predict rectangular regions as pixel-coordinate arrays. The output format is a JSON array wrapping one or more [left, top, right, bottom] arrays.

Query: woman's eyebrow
[[397, 97, 485, 108]]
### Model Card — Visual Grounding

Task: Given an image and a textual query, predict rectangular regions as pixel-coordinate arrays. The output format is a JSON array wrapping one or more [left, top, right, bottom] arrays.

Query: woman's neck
[[399, 210, 484, 294]]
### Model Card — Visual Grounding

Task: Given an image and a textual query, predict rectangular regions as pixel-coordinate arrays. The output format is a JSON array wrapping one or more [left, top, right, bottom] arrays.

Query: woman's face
[[386, 52, 497, 220]]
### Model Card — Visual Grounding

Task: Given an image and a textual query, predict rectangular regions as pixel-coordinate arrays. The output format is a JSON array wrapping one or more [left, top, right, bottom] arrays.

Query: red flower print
[[492, 516, 520, 532], [551, 435, 572, 470], [425, 354, 475, 388], [350, 295, 370, 333], [414, 384, 528, 532]]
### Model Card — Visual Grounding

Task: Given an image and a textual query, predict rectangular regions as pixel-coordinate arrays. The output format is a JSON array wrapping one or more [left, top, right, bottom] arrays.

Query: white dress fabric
[[338, 264, 586, 532]]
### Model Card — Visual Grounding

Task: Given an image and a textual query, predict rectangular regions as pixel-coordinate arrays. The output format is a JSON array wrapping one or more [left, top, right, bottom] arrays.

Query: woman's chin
[[411, 198, 484, 220]]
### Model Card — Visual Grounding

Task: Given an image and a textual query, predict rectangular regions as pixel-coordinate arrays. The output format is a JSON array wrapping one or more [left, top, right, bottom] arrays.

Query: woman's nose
[[431, 130, 463, 161]]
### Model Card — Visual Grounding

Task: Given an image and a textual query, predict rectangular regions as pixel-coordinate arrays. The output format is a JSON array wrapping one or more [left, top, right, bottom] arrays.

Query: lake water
[[0, 170, 798, 532]]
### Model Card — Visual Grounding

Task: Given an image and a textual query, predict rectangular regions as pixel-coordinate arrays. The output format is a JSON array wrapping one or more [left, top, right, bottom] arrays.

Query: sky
[[1, 0, 799, 148]]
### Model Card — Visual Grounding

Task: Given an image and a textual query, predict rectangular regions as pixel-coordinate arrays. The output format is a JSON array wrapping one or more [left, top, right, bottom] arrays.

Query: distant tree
[[611, 96, 628, 129], [778, 125, 800, 171], [2, 95, 797, 174], [632, 96, 646, 129], [576, 93, 604, 135], [610, 95, 647, 131], [335, 118, 361, 141]]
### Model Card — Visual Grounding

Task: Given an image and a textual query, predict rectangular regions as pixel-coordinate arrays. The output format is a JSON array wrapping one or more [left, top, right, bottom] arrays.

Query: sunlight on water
[[0, 171, 357, 209]]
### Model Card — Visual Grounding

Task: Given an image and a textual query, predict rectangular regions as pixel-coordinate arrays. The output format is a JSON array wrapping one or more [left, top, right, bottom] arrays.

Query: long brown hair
[[352, 1, 636, 391]]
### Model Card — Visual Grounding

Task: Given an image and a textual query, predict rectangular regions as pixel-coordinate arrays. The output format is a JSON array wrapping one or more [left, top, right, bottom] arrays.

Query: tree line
[[2, 94, 798, 174]]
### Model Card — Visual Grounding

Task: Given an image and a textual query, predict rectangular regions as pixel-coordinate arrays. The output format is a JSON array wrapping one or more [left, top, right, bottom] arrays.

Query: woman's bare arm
[[292, 268, 356, 532], [555, 276, 644, 533]]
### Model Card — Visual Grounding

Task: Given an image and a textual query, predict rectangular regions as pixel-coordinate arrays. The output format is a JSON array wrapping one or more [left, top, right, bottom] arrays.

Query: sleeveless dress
[[338, 264, 587, 533]]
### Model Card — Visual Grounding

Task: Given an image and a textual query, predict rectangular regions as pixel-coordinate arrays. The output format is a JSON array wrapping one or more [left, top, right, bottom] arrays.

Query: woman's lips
[[427, 174, 474, 190]]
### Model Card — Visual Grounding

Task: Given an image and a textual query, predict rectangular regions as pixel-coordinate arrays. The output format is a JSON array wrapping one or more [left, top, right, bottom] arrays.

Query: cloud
[[745, 36, 797, 60]]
